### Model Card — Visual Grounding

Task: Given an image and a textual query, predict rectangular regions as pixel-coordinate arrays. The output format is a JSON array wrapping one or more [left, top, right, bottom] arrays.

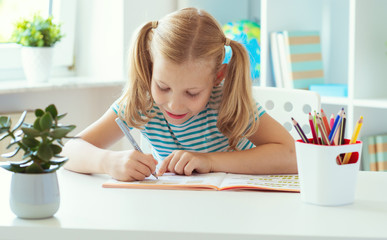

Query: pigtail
[[217, 40, 259, 150], [119, 21, 156, 128]]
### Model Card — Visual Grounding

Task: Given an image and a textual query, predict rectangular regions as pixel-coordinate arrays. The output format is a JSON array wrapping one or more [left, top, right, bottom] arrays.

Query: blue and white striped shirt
[[112, 85, 266, 162]]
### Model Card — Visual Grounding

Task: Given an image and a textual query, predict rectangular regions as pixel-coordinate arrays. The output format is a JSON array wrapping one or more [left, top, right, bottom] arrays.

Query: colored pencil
[[321, 109, 331, 136], [330, 113, 335, 129], [342, 116, 364, 164], [314, 111, 318, 137], [328, 108, 344, 144], [317, 116, 343, 164], [308, 113, 319, 144], [291, 117, 310, 143], [316, 117, 330, 145], [338, 112, 346, 145]]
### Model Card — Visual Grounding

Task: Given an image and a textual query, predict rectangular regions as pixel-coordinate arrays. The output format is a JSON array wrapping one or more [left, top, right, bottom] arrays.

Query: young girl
[[63, 8, 297, 181]]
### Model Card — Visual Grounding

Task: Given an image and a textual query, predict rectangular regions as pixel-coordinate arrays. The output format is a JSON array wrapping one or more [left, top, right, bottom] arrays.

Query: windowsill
[[0, 77, 125, 94]]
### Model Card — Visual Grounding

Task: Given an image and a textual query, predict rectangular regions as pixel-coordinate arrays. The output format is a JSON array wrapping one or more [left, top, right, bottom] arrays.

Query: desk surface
[[0, 169, 386, 240]]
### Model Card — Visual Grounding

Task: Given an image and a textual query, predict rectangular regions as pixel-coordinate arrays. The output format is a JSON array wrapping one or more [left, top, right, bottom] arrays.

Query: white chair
[[252, 86, 321, 139]]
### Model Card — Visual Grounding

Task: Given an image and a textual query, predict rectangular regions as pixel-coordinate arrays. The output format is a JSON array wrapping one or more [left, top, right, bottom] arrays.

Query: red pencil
[[321, 109, 331, 136]]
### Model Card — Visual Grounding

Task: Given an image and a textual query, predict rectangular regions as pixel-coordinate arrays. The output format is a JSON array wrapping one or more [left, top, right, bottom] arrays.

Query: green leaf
[[33, 117, 42, 131], [51, 156, 68, 164], [1, 164, 26, 173], [22, 152, 33, 160], [41, 162, 51, 169], [0, 116, 11, 127], [45, 104, 58, 118], [50, 125, 76, 138], [35, 109, 44, 117], [0, 132, 9, 141], [39, 112, 53, 130], [10, 159, 32, 166], [50, 144, 62, 154], [21, 127, 40, 137], [22, 137, 40, 148], [25, 162, 44, 173], [7, 137, 22, 149], [44, 158, 68, 173], [56, 113, 67, 121], [0, 128, 9, 134], [37, 143, 53, 161], [11, 111, 27, 132], [1, 147, 21, 158]]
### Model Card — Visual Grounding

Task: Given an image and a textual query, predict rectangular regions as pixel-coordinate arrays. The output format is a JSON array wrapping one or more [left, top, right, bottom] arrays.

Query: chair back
[[252, 86, 321, 139]]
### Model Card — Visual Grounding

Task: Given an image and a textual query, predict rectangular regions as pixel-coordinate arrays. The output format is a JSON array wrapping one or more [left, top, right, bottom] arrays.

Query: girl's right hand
[[104, 150, 158, 182]]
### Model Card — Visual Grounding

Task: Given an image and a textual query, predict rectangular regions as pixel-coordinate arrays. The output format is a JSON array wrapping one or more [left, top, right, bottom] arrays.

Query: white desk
[[1, 169, 386, 240]]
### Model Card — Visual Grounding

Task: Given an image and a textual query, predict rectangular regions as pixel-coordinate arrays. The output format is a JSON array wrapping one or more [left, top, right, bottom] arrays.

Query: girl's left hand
[[157, 150, 213, 176]]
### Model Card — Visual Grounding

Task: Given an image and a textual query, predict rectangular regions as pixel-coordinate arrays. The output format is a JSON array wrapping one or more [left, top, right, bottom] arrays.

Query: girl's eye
[[187, 92, 199, 98], [158, 85, 169, 92]]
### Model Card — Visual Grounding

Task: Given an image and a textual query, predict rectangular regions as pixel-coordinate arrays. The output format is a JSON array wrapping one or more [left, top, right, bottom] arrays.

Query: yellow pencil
[[342, 116, 363, 164]]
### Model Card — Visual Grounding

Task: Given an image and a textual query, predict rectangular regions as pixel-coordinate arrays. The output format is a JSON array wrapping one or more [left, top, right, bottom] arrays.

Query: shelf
[[320, 96, 349, 106], [321, 97, 387, 109], [0, 77, 125, 95], [353, 98, 387, 109]]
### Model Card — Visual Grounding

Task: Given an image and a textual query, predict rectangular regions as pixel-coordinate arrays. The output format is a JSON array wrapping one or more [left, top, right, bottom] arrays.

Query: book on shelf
[[362, 135, 375, 171], [362, 134, 387, 171], [309, 84, 348, 97], [375, 135, 387, 171], [270, 30, 324, 89], [103, 172, 300, 192]]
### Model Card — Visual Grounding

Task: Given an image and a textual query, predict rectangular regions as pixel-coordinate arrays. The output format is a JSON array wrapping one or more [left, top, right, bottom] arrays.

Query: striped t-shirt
[[112, 85, 266, 162]]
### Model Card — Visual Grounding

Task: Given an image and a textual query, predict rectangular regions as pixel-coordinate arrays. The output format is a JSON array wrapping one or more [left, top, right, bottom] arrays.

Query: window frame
[[0, 0, 76, 80]]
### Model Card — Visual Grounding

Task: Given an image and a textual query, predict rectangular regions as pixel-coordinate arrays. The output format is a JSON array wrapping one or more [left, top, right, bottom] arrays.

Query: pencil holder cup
[[295, 139, 362, 206]]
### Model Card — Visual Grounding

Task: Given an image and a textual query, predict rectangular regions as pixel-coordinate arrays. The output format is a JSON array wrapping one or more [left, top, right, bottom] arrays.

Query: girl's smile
[[165, 111, 188, 120]]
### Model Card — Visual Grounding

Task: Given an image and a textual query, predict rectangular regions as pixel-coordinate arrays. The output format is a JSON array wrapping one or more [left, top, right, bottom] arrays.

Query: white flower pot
[[21, 46, 54, 83], [10, 171, 60, 219]]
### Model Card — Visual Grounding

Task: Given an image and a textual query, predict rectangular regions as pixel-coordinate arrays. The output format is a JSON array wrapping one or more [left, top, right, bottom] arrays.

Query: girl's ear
[[214, 64, 227, 86]]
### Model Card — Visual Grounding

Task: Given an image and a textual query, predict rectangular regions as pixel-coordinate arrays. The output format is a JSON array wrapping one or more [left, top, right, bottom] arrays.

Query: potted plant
[[11, 14, 63, 84], [0, 104, 75, 219]]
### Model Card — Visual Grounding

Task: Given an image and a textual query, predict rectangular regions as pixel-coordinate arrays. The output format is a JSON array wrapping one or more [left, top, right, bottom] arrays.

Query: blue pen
[[328, 108, 344, 144], [115, 118, 158, 179]]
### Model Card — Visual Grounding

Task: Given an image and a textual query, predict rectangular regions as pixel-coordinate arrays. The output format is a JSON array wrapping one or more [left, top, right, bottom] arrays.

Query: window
[[0, 0, 76, 81], [0, 0, 50, 43]]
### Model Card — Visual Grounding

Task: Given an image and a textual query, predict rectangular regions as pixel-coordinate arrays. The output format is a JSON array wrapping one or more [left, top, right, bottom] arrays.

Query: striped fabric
[[285, 31, 324, 89], [112, 85, 266, 162]]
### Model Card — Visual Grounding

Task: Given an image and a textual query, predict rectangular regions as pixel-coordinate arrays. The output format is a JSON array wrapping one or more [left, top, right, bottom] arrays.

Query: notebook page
[[103, 172, 227, 190], [219, 174, 300, 192]]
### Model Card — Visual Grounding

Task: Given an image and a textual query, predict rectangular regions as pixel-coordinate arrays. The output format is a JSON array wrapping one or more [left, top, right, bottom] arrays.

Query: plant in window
[[11, 14, 64, 83], [11, 14, 63, 47]]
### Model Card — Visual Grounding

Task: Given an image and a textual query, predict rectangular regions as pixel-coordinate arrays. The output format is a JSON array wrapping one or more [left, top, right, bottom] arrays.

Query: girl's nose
[[167, 94, 184, 112]]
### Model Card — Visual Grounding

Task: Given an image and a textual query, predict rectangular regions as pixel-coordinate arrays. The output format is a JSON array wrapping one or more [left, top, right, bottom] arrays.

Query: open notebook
[[103, 173, 300, 192]]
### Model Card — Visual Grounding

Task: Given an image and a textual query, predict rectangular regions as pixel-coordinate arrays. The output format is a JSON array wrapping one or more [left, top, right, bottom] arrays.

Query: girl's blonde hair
[[119, 8, 259, 150]]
